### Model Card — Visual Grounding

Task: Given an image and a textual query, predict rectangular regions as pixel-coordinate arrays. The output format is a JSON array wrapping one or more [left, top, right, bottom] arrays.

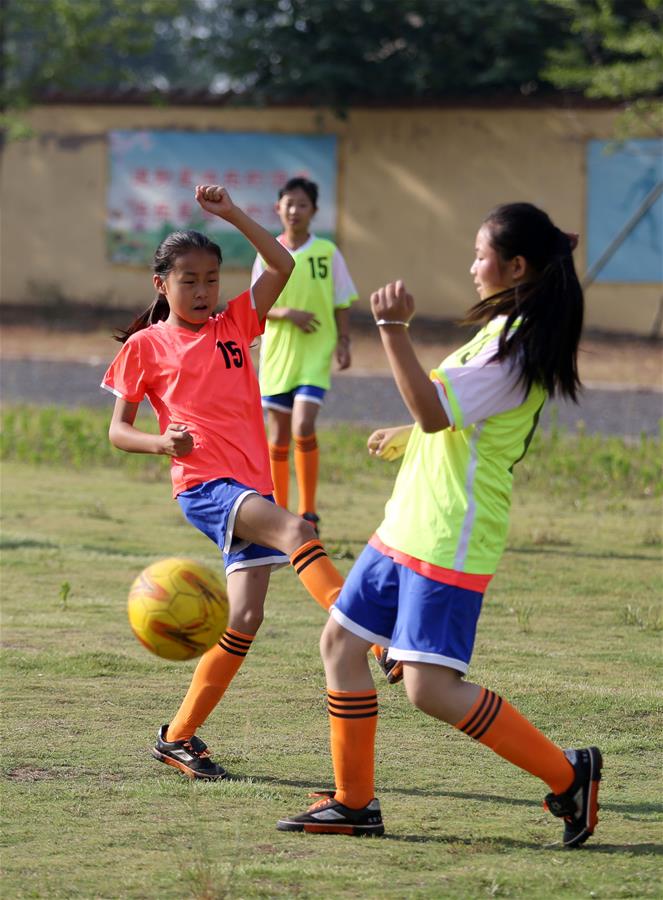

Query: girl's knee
[[229, 607, 263, 635], [320, 618, 353, 664], [287, 514, 317, 548]]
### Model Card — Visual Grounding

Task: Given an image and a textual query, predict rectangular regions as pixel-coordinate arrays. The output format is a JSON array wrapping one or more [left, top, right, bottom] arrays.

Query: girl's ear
[[510, 255, 528, 283], [153, 274, 166, 295]]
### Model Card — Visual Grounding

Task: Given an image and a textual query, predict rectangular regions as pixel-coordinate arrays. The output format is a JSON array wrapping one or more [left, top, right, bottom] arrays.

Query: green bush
[[1, 404, 660, 497]]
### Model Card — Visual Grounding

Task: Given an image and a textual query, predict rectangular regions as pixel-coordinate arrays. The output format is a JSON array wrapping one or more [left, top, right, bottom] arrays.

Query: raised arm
[[370, 280, 449, 433], [195, 185, 294, 320]]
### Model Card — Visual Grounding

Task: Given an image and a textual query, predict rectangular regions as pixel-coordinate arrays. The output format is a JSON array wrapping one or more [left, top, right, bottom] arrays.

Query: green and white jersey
[[252, 234, 358, 394], [374, 317, 546, 584]]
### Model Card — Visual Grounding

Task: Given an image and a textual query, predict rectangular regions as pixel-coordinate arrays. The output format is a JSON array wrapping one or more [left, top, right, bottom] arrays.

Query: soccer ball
[[128, 558, 229, 661]]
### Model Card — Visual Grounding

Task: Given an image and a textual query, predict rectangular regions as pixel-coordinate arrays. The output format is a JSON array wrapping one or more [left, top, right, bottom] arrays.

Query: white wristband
[[375, 319, 409, 328]]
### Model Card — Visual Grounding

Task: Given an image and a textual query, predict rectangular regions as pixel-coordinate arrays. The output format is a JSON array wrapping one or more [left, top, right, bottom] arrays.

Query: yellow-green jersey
[[373, 317, 546, 590], [252, 235, 358, 394]]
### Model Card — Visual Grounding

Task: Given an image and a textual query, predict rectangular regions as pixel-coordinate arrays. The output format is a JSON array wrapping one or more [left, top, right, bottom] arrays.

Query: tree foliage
[[543, 0, 663, 135], [1, 0, 199, 106], [3, 0, 661, 130], [199, 0, 574, 108], [2, 0, 574, 112]]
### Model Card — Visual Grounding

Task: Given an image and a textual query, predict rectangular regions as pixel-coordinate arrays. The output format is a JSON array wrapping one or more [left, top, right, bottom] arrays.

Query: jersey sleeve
[[101, 336, 150, 403], [224, 289, 265, 340], [250, 254, 265, 287], [331, 247, 359, 308], [432, 335, 528, 430]]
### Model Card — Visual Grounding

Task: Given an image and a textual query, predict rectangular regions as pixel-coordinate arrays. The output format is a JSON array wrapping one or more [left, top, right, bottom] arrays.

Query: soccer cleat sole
[[564, 747, 603, 848], [277, 820, 384, 836], [150, 747, 227, 781]]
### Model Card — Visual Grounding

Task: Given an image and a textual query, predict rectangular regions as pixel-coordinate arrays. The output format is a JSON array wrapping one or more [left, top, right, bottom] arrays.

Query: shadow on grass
[[387, 835, 663, 855], [506, 545, 658, 563], [0, 537, 59, 550]]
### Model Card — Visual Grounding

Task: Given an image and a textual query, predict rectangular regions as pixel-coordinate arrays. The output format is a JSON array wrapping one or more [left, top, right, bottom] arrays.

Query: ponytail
[[114, 294, 170, 344], [114, 230, 222, 344], [462, 204, 584, 402]]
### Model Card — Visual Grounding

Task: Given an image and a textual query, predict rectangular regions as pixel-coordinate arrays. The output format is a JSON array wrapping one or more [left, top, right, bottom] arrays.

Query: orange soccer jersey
[[102, 291, 272, 498]]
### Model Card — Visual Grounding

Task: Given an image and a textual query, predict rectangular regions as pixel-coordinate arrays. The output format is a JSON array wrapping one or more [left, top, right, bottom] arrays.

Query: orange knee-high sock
[[268, 442, 290, 509], [166, 628, 254, 742], [294, 433, 319, 515], [454, 687, 575, 794], [290, 539, 344, 611], [328, 689, 378, 809], [289, 540, 384, 661]]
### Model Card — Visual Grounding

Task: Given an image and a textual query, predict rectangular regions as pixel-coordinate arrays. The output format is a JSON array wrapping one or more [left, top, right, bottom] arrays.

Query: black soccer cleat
[[301, 512, 320, 536], [377, 647, 403, 685], [544, 747, 603, 847], [151, 724, 227, 781], [277, 791, 384, 836]]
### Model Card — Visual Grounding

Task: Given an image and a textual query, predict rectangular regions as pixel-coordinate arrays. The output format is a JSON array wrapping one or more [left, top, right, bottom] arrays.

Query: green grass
[[1, 413, 662, 898]]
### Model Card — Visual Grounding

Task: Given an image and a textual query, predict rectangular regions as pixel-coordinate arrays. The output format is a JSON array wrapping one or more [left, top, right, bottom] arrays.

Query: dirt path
[[1, 322, 662, 390]]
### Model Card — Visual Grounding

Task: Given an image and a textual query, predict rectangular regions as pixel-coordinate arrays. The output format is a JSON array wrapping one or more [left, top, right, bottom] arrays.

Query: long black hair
[[462, 203, 584, 402], [115, 230, 222, 343]]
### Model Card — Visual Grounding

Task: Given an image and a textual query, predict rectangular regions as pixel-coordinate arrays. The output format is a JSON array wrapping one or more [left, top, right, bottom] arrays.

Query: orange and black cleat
[[277, 791, 384, 836], [301, 512, 320, 536], [151, 725, 227, 781], [377, 647, 403, 685], [544, 747, 603, 847]]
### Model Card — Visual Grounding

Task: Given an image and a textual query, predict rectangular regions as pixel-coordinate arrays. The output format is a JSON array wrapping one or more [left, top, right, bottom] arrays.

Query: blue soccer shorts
[[177, 477, 289, 577], [331, 544, 484, 674], [261, 384, 326, 413]]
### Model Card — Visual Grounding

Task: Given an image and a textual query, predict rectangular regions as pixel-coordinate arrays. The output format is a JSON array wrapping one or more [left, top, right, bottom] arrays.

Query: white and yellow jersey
[[252, 234, 358, 394]]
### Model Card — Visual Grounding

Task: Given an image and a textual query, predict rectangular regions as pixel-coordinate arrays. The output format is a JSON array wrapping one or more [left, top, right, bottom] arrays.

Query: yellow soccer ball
[[128, 558, 229, 661]]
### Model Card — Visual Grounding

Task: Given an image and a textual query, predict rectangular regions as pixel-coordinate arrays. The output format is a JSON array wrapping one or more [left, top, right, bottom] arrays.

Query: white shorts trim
[[226, 555, 289, 577], [293, 394, 324, 407], [387, 647, 468, 674], [223, 489, 258, 555], [330, 606, 391, 645]]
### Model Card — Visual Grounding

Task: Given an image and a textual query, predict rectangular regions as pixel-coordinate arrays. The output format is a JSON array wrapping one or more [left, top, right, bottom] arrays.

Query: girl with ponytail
[[103, 186, 387, 782], [278, 203, 602, 848]]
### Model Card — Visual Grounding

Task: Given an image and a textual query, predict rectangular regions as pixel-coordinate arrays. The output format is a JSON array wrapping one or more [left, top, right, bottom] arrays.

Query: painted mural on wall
[[107, 131, 338, 267], [586, 138, 663, 283]]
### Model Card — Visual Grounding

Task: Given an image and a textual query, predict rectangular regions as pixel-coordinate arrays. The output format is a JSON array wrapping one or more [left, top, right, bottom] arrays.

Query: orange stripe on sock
[[166, 629, 255, 742], [328, 690, 377, 809], [294, 434, 318, 452], [328, 692, 379, 718], [218, 628, 254, 657], [290, 540, 344, 611], [454, 687, 574, 794]]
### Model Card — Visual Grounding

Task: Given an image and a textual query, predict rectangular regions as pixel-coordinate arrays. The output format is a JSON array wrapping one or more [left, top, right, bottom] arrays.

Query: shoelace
[[307, 790, 335, 811], [182, 741, 211, 759]]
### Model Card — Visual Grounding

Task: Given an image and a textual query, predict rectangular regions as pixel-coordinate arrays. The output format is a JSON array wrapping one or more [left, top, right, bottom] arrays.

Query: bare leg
[[320, 615, 374, 691], [266, 407, 292, 446], [402, 662, 481, 724]]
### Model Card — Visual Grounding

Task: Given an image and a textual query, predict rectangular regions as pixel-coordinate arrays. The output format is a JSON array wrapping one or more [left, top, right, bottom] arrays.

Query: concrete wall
[[1, 103, 660, 334]]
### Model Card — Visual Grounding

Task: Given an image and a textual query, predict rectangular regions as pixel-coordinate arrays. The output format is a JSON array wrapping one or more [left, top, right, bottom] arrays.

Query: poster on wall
[[107, 131, 338, 267], [586, 138, 663, 283]]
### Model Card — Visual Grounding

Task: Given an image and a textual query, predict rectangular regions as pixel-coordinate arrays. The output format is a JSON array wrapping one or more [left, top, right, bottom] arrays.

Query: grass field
[[1, 410, 662, 898]]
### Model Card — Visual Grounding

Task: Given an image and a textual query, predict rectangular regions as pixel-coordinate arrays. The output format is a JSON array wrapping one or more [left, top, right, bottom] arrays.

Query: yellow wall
[[1, 103, 660, 334]]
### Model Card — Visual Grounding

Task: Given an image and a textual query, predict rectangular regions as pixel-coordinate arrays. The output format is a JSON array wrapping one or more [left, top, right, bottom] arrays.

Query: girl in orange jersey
[[103, 185, 353, 780]]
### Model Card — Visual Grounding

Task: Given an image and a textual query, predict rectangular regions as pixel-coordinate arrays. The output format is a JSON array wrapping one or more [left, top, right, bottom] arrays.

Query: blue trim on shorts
[[262, 385, 326, 412], [177, 477, 289, 576], [331, 544, 484, 674]]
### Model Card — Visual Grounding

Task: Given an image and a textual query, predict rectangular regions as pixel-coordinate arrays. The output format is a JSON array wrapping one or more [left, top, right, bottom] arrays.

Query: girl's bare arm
[[195, 185, 294, 320], [108, 398, 193, 457]]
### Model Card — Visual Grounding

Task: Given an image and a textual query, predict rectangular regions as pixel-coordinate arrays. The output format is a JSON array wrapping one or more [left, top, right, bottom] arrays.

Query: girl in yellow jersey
[[252, 177, 359, 532], [278, 202, 602, 848]]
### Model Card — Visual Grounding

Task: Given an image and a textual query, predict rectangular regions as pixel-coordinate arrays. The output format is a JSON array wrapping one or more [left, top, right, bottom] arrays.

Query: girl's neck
[[282, 230, 311, 251]]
